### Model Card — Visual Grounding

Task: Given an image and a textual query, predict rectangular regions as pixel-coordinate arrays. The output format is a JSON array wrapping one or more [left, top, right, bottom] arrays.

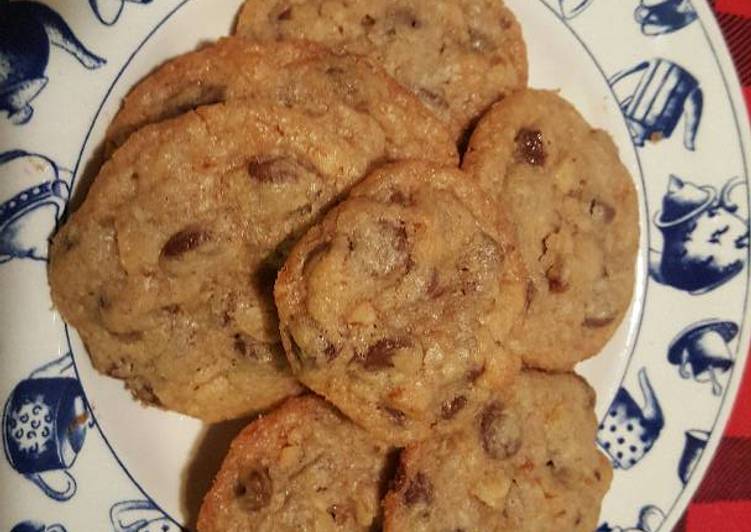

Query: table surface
[[676, 5, 751, 531]]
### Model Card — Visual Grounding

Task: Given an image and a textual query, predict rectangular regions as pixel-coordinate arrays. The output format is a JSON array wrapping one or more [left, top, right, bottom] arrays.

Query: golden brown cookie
[[197, 396, 395, 532], [235, 0, 528, 142], [106, 37, 456, 165], [383, 371, 613, 532], [274, 161, 527, 445], [49, 95, 453, 422], [463, 89, 639, 370]]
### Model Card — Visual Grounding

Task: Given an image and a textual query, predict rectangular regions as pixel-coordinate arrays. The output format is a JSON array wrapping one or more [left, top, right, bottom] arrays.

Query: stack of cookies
[[48, 1, 639, 530]]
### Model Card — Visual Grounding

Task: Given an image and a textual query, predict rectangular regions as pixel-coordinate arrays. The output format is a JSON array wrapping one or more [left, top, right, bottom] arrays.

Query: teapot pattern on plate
[[2, 354, 91, 501], [667, 319, 738, 395], [650, 176, 749, 294], [0, 150, 71, 264], [597, 368, 665, 470], [597, 505, 666, 532], [610, 58, 702, 150], [0, 0, 105, 125], [11, 522, 67, 532], [559, 0, 697, 35], [110, 500, 180, 532]]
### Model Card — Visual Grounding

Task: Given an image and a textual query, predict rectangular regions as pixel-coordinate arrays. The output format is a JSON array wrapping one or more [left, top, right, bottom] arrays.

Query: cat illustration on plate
[[650, 175, 748, 294], [89, 0, 154, 26], [0, 0, 105, 124], [0, 150, 71, 264]]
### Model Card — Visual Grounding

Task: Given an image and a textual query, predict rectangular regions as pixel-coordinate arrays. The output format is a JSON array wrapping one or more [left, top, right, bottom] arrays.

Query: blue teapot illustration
[[598, 505, 665, 532], [650, 175, 748, 294], [678, 429, 709, 485], [2, 353, 91, 501], [0, 150, 71, 264], [597, 368, 664, 470], [634, 0, 697, 35], [11, 522, 66, 532], [110, 500, 180, 532], [667, 319, 738, 395], [0, 0, 105, 124], [559, 0, 595, 19], [89, 0, 154, 26], [609, 58, 702, 150]]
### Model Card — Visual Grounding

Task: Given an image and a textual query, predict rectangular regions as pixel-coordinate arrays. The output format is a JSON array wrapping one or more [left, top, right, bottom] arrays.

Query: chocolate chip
[[441, 396, 467, 419], [514, 128, 546, 166], [480, 403, 522, 460], [235, 466, 272, 512], [404, 472, 432, 506], [583, 316, 615, 328], [358, 337, 410, 370], [589, 199, 616, 223], [324, 342, 338, 361], [524, 280, 536, 312], [382, 405, 407, 425], [162, 228, 210, 258], [276, 6, 292, 20], [467, 365, 485, 383], [361, 14, 376, 27], [545, 261, 568, 293], [388, 189, 413, 207]]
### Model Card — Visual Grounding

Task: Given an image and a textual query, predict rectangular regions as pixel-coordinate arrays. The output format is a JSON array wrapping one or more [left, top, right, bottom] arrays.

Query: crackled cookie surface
[[49, 98, 436, 422], [198, 396, 395, 532], [463, 89, 639, 370], [106, 37, 456, 165], [383, 371, 613, 532], [275, 161, 527, 444], [235, 0, 527, 141]]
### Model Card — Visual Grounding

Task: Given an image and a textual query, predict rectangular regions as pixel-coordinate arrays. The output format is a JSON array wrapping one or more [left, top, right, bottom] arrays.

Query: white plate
[[0, 0, 749, 530]]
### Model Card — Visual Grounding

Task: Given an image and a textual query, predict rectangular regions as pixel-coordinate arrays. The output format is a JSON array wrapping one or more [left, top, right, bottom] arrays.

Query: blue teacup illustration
[[650, 176, 748, 294], [667, 319, 738, 395], [634, 0, 697, 35], [597, 368, 664, 470], [609, 58, 702, 150], [678, 429, 710, 484], [110, 500, 180, 532], [11, 522, 66, 532], [559, 0, 596, 19], [0, 150, 71, 264], [2, 354, 90, 501], [89, 0, 154, 26], [598, 505, 665, 532], [0, 1, 105, 124]]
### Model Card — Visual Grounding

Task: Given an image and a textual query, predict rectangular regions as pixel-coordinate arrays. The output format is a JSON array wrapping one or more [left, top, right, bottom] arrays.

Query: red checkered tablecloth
[[674, 3, 751, 531]]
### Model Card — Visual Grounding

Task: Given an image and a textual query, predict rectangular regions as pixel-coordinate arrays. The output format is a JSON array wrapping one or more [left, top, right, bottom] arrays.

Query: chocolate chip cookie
[[198, 395, 395, 532], [106, 37, 456, 165], [463, 89, 639, 370], [274, 161, 527, 445], [235, 0, 528, 142], [383, 370, 613, 531], [50, 96, 450, 422]]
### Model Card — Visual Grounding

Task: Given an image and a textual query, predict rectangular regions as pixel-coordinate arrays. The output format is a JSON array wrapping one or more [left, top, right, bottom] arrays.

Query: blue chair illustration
[[678, 429, 709, 484], [597, 368, 664, 470], [667, 319, 737, 396], [2, 353, 91, 501], [110, 500, 180, 532], [0, 1, 105, 124], [11, 522, 66, 532], [597, 505, 665, 532], [650, 175, 748, 294], [634, 0, 697, 35], [0, 150, 71, 264], [89, 0, 154, 26], [559, 0, 596, 19], [609, 58, 702, 150]]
